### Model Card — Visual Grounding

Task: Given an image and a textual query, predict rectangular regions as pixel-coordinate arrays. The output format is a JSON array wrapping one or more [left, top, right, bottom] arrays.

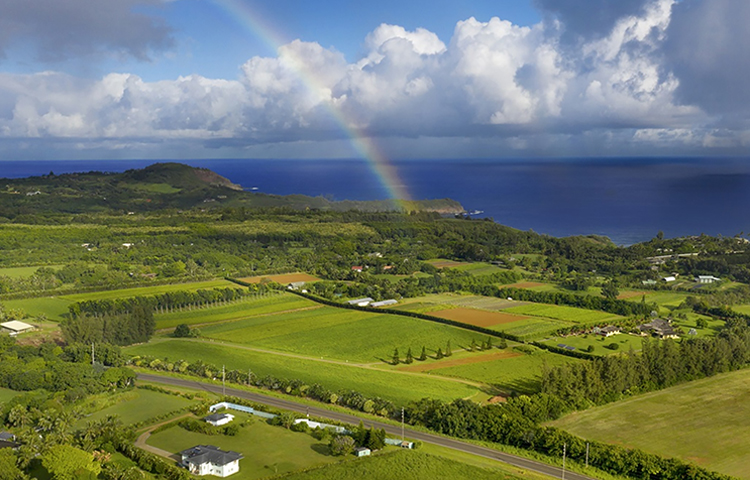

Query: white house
[[180, 445, 242, 477], [347, 297, 374, 307], [695, 275, 721, 284], [204, 413, 234, 427], [0, 321, 35, 336]]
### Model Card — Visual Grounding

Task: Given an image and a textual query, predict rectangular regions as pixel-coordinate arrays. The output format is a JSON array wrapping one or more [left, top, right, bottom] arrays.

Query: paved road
[[138, 373, 596, 480]]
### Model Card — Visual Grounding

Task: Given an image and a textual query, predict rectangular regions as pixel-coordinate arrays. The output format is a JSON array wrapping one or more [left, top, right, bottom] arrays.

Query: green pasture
[[539, 333, 645, 356], [198, 306, 481, 363], [125, 340, 480, 405], [452, 263, 508, 277], [282, 449, 529, 480], [732, 304, 750, 316], [550, 369, 750, 480], [60, 279, 235, 302], [74, 388, 196, 429], [503, 303, 621, 324], [0, 265, 62, 279], [636, 291, 690, 309], [0, 387, 21, 404], [155, 294, 316, 329], [148, 416, 336, 480], [491, 317, 573, 340], [433, 350, 581, 394], [3, 297, 70, 321]]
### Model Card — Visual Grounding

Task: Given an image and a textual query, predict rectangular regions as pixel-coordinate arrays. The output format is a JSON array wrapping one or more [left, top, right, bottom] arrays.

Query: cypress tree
[[418, 346, 427, 361], [392, 348, 400, 365], [405, 348, 413, 364], [436, 347, 444, 359]]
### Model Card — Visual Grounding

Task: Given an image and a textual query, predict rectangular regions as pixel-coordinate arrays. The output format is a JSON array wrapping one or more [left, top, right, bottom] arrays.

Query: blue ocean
[[2, 157, 749, 245]]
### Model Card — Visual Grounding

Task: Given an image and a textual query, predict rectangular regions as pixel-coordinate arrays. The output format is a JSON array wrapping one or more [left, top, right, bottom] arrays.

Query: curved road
[[138, 373, 595, 480]]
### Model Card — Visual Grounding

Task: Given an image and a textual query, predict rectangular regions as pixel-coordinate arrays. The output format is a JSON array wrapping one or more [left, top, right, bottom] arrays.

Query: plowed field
[[237, 273, 321, 284], [430, 307, 528, 327]]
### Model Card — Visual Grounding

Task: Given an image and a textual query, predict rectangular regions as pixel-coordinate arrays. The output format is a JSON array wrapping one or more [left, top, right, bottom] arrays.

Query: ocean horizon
[[2, 157, 749, 246]]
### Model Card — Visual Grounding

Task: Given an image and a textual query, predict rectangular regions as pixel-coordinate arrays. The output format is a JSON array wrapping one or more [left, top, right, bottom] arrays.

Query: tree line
[[496, 287, 654, 317], [61, 306, 155, 346]]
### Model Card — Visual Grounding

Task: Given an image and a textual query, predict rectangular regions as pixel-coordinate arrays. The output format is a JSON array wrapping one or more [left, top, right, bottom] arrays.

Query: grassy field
[[491, 317, 573, 340], [503, 304, 621, 324], [452, 263, 509, 277], [148, 416, 337, 480], [550, 369, 750, 479], [60, 279, 235, 302], [539, 333, 645, 356], [126, 340, 480, 405], [3, 297, 71, 321], [732, 304, 750, 316], [430, 349, 581, 394], [155, 294, 317, 329], [197, 306, 483, 364], [0, 387, 21, 404], [0, 265, 62, 278], [74, 388, 197, 428], [236, 273, 321, 284], [280, 449, 533, 480]]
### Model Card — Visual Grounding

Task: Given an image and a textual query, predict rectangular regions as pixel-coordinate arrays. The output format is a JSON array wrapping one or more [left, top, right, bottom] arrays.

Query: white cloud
[[0, 0, 746, 157]]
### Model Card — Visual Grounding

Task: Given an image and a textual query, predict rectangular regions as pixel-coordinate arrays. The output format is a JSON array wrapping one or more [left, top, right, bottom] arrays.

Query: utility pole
[[401, 407, 405, 442], [222, 365, 226, 396], [562, 443, 566, 480], [585, 442, 589, 468], [91, 343, 95, 366]]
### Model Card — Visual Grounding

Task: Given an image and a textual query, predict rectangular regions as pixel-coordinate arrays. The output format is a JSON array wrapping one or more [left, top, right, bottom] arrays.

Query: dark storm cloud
[[664, 0, 750, 115], [0, 0, 174, 62], [534, 0, 650, 39]]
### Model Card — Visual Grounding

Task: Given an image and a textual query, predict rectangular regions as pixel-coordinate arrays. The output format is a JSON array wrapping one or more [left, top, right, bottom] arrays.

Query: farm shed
[[695, 275, 721, 284], [370, 299, 397, 307], [180, 445, 243, 477], [354, 447, 371, 457], [662, 276, 676, 282], [0, 321, 35, 336], [347, 297, 374, 307], [286, 281, 306, 290], [204, 413, 234, 426]]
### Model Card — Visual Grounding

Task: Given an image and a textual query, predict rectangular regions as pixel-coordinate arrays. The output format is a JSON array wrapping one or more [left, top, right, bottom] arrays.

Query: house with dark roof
[[595, 325, 621, 337], [638, 318, 679, 339], [180, 445, 243, 477], [0, 431, 17, 450]]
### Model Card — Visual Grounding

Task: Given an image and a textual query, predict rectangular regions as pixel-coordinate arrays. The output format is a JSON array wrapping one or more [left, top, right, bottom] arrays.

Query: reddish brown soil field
[[236, 273, 321, 284], [430, 307, 528, 327], [398, 350, 522, 372], [428, 259, 469, 268], [506, 281, 546, 289]]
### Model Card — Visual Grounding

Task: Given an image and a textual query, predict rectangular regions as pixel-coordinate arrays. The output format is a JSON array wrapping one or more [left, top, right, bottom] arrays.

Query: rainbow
[[211, 0, 412, 205]]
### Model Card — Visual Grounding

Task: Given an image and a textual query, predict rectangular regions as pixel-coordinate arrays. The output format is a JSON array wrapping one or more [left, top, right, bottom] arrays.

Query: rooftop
[[180, 445, 243, 467]]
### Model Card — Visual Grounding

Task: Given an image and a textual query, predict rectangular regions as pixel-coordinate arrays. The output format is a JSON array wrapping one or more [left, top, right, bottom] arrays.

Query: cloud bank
[[0, 0, 748, 158]]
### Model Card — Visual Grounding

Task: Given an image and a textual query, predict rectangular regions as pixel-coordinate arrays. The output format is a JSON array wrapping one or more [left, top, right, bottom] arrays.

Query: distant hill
[[0, 162, 463, 218]]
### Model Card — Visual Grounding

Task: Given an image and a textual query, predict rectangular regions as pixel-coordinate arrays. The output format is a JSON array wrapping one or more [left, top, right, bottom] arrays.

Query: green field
[[550, 369, 750, 479], [3, 297, 71, 321], [433, 350, 581, 394], [452, 263, 509, 277], [732, 304, 750, 316], [0, 265, 62, 278], [539, 333, 645, 356], [147, 415, 337, 479], [491, 317, 573, 340], [198, 306, 482, 363], [126, 340, 480, 405], [75, 388, 197, 428], [0, 387, 22, 404], [503, 304, 621, 324], [155, 294, 317, 329], [60, 279, 235, 302], [281, 450, 529, 480]]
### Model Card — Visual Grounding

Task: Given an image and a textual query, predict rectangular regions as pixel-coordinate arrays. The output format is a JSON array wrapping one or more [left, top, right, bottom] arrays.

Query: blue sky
[[0, 0, 748, 160]]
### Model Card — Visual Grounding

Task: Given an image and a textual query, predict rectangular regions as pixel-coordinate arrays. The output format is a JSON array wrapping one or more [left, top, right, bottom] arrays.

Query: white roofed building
[[0, 321, 35, 336]]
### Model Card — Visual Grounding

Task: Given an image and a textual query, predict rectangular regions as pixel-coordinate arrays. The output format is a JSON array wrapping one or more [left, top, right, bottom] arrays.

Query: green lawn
[[125, 340, 480, 405], [3, 297, 71, 321], [198, 306, 482, 363], [539, 333, 645, 356], [0, 265, 62, 278], [281, 450, 530, 480], [491, 317, 573, 341], [155, 294, 316, 329], [432, 350, 581, 394], [503, 304, 621, 324], [0, 387, 22, 404], [550, 369, 750, 480], [60, 279, 235, 302], [75, 388, 197, 428], [147, 415, 337, 480]]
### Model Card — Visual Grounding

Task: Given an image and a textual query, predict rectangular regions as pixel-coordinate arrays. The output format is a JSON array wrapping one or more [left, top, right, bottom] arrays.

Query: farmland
[[0, 265, 62, 278], [196, 305, 482, 363], [236, 272, 321, 284], [429, 308, 527, 328], [60, 279, 235, 302], [155, 293, 317, 329], [491, 317, 573, 340], [125, 340, 480, 404], [550, 368, 750, 480], [2, 297, 70, 321], [147, 416, 337, 480], [503, 303, 621, 324], [75, 388, 197, 428], [539, 333, 645, 356]]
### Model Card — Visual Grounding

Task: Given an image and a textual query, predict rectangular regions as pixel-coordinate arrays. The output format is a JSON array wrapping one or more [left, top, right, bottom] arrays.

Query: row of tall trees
[[61, 307, 155, 346]]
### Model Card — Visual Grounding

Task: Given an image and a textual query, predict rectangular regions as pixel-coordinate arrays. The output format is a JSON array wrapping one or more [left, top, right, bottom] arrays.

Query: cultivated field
[[126, 340, 480, 405], [148, 416, 337, 480], [398, 350, 521, 373], [3, 297, 70, 321], [551, 369, 750, 479], [75, 389, 197, 428], [503, 303, 621, 324], [452, 263, 508, 276], [504, 281, 547, 289], [429, 308, 527, 328], [236, 272, 321, 284], [60, 279, 235, 302], [197, 306, 482, 363], [155, 294, 317, 329], [491, 317, 573, 340], [426, 259, 469, 269]]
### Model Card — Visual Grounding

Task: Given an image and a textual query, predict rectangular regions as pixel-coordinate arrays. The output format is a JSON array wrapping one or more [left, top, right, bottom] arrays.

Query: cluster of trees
[[496, 287, 653, 317], [132, 354, 396, 417], [61, 306, 155, 346], [404, 396, 732, 480], [542, 332, 750, 408], [177, 417, 239, 436], [68, 286, 250, 318]]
